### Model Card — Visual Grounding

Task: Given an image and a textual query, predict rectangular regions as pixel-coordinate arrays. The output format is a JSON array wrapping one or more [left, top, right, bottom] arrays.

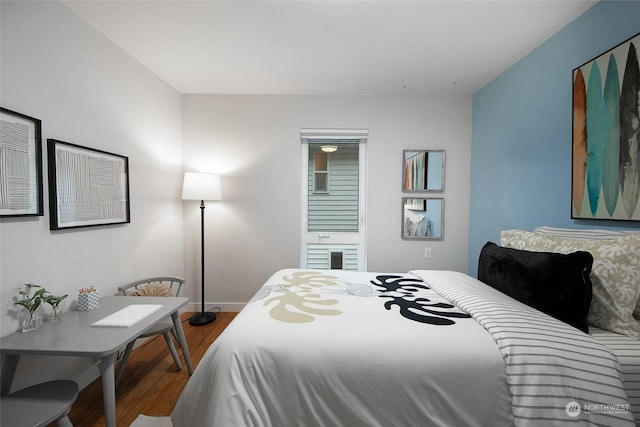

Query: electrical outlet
[[424, 247, 432, 259]]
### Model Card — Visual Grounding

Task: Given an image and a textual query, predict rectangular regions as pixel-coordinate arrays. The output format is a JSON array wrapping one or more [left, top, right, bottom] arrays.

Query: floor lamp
[[182, 172, 222, 326]]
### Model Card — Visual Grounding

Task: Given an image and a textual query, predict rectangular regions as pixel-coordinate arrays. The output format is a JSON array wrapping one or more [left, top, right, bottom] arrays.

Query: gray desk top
[[0, 296, 188, 357]]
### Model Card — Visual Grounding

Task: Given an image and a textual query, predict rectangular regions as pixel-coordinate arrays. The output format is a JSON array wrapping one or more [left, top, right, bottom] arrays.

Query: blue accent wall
[[468, 1, 640, 276]]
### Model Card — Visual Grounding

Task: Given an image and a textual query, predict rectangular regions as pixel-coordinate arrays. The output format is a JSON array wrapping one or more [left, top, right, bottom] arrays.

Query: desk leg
[[171, 312, 194, 375], [1, 354, 19, 396], [100, 353, 117, 427]]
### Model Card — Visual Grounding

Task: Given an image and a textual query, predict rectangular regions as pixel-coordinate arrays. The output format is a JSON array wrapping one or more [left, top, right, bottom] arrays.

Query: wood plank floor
[[65, 311, 237, 427]]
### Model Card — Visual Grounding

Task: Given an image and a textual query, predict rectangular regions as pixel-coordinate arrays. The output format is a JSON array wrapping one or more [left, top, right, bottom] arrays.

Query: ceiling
[[61, 0, 596, 96]]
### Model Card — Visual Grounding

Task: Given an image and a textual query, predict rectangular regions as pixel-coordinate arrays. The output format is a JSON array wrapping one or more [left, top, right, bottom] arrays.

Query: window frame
[[300, 128, 368, 271]]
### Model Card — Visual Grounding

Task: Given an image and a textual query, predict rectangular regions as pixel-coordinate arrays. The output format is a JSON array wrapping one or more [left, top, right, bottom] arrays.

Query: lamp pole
[[189, 200, 216, 326], [182, 172, 220, 326]]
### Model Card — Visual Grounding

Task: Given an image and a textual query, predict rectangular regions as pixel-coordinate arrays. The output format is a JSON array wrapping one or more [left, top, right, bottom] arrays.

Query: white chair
[[115, 277, 188, 386], [0, 380, 79, 427]]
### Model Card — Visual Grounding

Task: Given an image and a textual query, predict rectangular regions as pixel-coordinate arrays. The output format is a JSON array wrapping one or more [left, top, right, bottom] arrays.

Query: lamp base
[[189, 311, 216, 326]]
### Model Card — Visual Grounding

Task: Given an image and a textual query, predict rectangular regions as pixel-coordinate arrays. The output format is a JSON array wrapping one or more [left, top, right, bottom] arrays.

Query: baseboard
[[184, 302, 245, 313]]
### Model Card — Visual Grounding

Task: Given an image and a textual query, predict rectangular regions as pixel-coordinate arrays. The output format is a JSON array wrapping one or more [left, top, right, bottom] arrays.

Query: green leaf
[[14, 300, 31, 310]]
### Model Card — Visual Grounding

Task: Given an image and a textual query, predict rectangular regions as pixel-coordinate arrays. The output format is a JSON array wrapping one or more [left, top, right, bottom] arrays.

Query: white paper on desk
[[91, 304, 163, 328]]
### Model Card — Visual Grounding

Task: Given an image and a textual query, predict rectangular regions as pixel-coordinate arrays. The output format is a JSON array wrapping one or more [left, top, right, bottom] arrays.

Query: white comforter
[[173, 269, 510, 426], [412, 270, 634, 427], [172, 269, 633, 426]]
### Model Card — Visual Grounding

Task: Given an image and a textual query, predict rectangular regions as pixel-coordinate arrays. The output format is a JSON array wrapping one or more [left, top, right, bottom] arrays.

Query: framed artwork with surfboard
[[572, 32, 640, 221]]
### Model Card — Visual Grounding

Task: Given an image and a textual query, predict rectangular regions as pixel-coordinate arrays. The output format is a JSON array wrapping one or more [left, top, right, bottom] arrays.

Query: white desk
[[0, 296, 193, 427]]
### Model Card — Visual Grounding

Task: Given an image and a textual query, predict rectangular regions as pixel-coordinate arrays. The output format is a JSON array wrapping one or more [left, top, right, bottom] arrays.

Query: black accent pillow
[[478, 242, 593, 333]]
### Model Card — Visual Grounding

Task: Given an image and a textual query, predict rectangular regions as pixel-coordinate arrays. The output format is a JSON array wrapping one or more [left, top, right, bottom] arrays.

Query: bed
[[172, 228, 640, 427]]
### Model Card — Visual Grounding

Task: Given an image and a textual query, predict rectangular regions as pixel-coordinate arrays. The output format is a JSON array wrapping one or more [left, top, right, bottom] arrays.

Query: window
[[300, 129, 367, 271], [314, 152, 328, 193], [307, 141, 359, 233]]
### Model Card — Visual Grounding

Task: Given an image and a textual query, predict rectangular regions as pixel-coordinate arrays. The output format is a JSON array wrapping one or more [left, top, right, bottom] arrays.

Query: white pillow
[[533, 226, 637, 240], [532, 227, 640, 317], [131, 282, 172, 297]]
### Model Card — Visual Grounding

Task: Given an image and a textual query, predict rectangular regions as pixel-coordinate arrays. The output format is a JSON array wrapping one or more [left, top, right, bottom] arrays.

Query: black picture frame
[[47, 139, 130, 230], [0, 107, 44, 217]]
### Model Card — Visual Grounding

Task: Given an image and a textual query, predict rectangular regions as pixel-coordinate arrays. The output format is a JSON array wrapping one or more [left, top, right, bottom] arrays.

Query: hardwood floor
[[65, 311, 237, 427]]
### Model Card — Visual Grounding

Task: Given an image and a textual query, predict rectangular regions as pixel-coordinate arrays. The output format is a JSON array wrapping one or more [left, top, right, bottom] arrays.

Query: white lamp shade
[[181, 172, 222, 201]]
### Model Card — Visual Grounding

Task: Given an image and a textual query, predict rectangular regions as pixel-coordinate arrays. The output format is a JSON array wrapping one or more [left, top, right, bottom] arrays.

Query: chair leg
[[163, 331, 183, 371], [115, 341, 136, 387], [170, 327, 179, 348], [57, 414, 73, 427]]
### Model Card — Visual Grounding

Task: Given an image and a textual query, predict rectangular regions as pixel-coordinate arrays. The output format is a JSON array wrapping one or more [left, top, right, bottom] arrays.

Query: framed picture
[[0, 107, 44, 217], [572, 32, 640, 221], [47, 139, 130, 230], [402, 149, 445, 192], [402, 197, 444, 241]]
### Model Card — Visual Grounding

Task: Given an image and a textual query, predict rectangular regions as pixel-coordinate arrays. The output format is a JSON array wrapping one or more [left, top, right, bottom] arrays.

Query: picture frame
[[572, 32, 640, 221], [402, 149, 445, 193], [402, 197, 444, 241], [47, 139, 130, 230], [0, 107, 44, 217]]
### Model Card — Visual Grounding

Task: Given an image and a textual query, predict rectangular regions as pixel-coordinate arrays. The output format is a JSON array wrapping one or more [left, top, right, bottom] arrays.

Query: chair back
[[118, 277, 185, 297]]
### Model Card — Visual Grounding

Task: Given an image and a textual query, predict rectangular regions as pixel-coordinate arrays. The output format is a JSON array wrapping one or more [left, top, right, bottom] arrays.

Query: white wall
[[0, 1, 184, 390], [183, 94, 472, 309], [1, 0, 472, 390]]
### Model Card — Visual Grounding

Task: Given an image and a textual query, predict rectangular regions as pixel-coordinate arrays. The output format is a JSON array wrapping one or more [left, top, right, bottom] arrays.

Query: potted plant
[[42, 292, 68, 322], [14, 284, 46, 332]]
